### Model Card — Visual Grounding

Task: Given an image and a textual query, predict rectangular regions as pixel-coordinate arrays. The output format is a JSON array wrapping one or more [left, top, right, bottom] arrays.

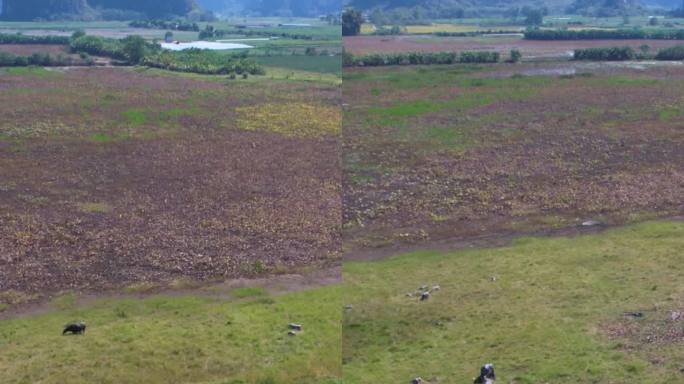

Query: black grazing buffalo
[[63, 321, 87, 335]]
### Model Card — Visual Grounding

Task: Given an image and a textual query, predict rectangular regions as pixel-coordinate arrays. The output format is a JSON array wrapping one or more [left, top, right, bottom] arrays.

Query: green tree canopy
[[342, 8, 363, 36]]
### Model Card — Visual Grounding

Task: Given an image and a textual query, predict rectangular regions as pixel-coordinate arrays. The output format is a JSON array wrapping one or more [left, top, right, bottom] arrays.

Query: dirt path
[[0, 265, 341, 320], [344, 216, 684, 262]]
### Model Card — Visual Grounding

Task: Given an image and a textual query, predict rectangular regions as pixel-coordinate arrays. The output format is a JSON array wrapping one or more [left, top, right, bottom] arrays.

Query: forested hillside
[[1, 0, 88, 20], [344, 0, 671, 18], [90, 0, 196, 18], [0, 0, 196, 20], [567, 0, 643, 16], [344, 0, 572, 17], [197, 0, 341, 16]]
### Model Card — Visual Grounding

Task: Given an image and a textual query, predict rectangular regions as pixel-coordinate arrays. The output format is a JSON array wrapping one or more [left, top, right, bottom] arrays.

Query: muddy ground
[[0, 44, 71, 55], [0, 67, 341, 297], [342, 63, 684, 254]]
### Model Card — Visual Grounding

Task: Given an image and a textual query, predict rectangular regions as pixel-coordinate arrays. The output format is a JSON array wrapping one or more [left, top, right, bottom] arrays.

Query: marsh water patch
[[160, 41, 253, 51], [495, 61, 684, 78]]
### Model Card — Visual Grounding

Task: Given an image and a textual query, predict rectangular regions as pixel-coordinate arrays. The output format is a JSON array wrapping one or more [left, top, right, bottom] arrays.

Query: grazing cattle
[[474, 363, 495, 384], [63, 321, 86, 335], [410, 377, 423, 384], [420, 292, 430, 301], [288, 323, 302, 331]]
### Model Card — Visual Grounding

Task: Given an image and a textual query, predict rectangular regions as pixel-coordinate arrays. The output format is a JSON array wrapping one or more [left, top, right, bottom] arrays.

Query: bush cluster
[[68, 35, 160, 63], [142, 49, 264, 75], [372, 26, 404, 36], [571, 44, 684, 61], [573, 46, 636, 61], [655, 45, 684, 60], [2, 32, 266, 76], [343, 51, 500, 67]]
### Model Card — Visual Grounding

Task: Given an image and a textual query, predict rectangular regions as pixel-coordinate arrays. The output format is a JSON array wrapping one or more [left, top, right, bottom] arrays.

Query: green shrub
[[655, 45, 684, 60], [142, 49, 264, 75], [373, 25, 404, 36], [509, 49, 522, 63], [343, 51, 499, 67], [573, 46, 636, 61]]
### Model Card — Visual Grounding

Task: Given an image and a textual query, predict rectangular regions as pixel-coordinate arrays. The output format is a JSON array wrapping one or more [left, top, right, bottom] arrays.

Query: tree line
[[343, 50, 501, 67], [128, 19, 201, 31], [573, 45, 684, 60], [0, 34, 71, 45], [0, 31, 264, 76], [525, 28, 684, 40]]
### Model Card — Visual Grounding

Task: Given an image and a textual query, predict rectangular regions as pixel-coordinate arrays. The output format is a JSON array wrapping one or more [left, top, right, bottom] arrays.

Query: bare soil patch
[[0, 44, 70, 55]]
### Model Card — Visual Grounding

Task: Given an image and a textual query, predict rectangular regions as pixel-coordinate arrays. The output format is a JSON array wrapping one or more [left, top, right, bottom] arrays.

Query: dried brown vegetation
[[343, 63, 684, 253], [0, 67, 341, 295]]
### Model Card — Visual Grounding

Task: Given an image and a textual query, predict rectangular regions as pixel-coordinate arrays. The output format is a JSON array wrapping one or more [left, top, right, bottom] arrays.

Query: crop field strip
[[343, 35, 684, 57]]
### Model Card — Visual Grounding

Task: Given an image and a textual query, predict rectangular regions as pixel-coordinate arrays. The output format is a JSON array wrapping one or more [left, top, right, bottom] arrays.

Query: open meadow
[[343, 220, 684, 383], [0, 276, 342, 384]]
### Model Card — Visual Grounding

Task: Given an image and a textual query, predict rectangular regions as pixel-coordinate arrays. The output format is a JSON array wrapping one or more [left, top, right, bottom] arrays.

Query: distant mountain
[[2, 0, 88, 20], [345, 0, 680, 17], [0, 0, 197, 20], [642, 0, 681, 8], [90, 0, 196, 18], [345, 0, 574, 17], [197, 0, 341, 17], [566, 0, 644, 15]]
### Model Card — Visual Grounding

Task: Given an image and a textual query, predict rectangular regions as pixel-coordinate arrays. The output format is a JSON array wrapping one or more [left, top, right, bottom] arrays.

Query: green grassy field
[[254, 56, 341, 75], [343, 221, 684, 383], [0, 285, 341, 384]]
